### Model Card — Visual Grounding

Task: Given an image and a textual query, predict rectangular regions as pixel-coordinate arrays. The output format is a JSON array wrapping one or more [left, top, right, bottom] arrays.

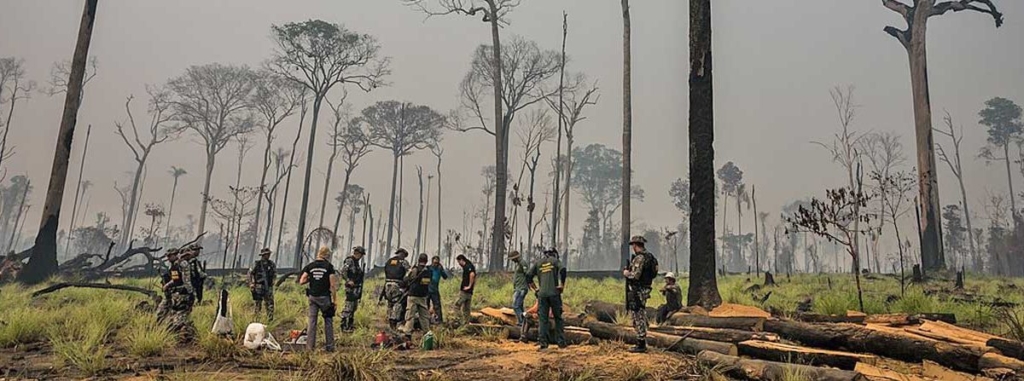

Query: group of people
[[164, 232, 679, 354], [157, 244, 207, 342]]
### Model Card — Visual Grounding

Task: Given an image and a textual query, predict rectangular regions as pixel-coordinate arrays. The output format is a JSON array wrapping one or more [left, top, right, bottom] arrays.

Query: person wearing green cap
[[339, 246, 366, 332], [527, 247, 567, 350], [248, 248, 277, 320]]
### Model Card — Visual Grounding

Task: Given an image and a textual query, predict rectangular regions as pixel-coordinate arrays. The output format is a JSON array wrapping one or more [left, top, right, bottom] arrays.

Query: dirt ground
[[0, 335, 703, 380]]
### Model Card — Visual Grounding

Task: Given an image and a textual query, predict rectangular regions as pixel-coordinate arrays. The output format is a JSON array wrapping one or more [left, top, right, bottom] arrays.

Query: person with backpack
[[622, 235, 658, 353]]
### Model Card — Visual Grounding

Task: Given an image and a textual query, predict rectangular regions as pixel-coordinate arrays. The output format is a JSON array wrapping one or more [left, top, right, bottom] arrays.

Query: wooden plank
[[708, 303, 772, 318], [922, 361, 993, 381], [479, 307, 518, 326], [667, 313, 765, 331], [853, 363, 927, 381], [864, 313, 956, 326], [737, 340, 877, 370], [918, 320, 998, 344]]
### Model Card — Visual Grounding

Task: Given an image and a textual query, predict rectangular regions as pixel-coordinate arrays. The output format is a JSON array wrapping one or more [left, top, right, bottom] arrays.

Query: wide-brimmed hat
[[508, 251, 521, 260], [629, 235, 647, 245]]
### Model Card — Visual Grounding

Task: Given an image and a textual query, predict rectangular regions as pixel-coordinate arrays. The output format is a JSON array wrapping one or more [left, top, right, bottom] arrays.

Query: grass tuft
[[123, 314, 175, 357], [307, 350, 395, 381]]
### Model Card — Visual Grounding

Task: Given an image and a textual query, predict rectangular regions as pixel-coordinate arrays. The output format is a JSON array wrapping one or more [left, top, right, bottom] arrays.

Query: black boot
[[628, 339, 647, 353]]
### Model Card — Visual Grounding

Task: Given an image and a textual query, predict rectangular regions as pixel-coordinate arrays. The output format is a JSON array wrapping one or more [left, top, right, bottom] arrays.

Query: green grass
[[123, 314, 175, 357]]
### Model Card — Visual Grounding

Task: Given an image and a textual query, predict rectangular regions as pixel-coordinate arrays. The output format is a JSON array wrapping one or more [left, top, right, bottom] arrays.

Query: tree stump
[[912, 265, 923, 283], [954, 270, 964, 290], [763, 271, 776, 287]]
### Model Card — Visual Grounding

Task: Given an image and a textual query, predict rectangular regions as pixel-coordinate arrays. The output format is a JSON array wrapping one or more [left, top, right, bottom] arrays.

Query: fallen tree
[[584, 320, 737, 356], [863, 313, 957, 326], [650, 326, 779, 344], [31, 282, 160, 304], [667, 313, 765, 331], [736, 340, 878, 371], [763, 319, 985, 373], [584, 300, 657, 323], [696, 350, 866, 381]]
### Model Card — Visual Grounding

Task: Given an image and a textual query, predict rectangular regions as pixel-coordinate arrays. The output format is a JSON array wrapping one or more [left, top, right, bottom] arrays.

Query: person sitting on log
[[655, 272, 682, 324]]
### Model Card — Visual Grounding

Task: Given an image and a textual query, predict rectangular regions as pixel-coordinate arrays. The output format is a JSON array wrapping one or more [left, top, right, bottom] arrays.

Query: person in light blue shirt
[[427, 255, 449, 323]]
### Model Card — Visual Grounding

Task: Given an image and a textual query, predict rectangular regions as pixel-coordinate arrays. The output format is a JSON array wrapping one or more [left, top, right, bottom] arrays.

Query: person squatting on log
[[455, 254, 477, 325], [181, 244, 207, 304], [623, 235, 658, 353], [161, 247, 197, 342], [656, 272, 682, 324], [248, 248, 277, 321], [299, 247, 338, 352], [427, 255, 449, 324], [510, 250, 530, 340], [339, 246, 366, 332], [527, 247, 568, 350], [401, 253, 433, 339], [382, 248, 411, 330]]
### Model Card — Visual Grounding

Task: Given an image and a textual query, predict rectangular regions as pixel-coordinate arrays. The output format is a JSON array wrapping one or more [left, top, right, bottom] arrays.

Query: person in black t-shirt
[[454, 254, 476, 325], [299, 247, 338, 352]]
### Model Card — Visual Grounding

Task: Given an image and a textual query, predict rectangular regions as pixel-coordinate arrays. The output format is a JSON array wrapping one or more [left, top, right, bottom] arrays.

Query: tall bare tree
[[167, 63, 256, 242], [861, 131, 907, 273], [431, 141, 444, 257], [0, 58, 37, 173], [415, 166, 425, 254], [19, 0, 99, 283], [267, 19, 389, 267], [687, 0, 721, 309], [881, 0, 1004, 272], [263, 148, 290, 246], [816, 86, 867, 273], [875, 170, 915, 294], [935, 114, 974, 270], [406, 0, 521, 271], [545, 73, 599, 258], [62, 125, 89, 258], [249, 71, 304, 259], [552, 12, 568, 250], [515, 110, 554, 252], [620, 0, 634, 269], [163, 166, 187, 245], [363, 101, 444, 257], [275, 97, 309, 260], [115, 87, 177, 248], [318, 93, 350, 243], [329, 109, 372, 249]]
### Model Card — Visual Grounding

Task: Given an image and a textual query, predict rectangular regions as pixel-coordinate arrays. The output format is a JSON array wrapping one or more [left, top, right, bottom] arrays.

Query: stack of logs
[[468, 301, 1024, 381]]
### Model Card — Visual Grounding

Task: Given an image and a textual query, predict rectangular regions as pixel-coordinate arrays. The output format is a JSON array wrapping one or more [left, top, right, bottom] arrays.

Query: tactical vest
[[252, 259, 273, 284], [639, 252, 658, 288], [167, 262, 185, 291], [345, 257, 365, 285], [384, 257, 406, 280], [407, 266, 432, 297]]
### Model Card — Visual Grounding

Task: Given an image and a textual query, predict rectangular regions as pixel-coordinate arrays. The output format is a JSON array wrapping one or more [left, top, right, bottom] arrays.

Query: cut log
[[696, 350, 866, 381], [737, 340, 878, 370], [796, 313, 867, 324], [979, 352, 1024, 373], [651, 326, 779, 343], [863, 313, 957, 326], [922, 360, 994, 381], [988, 338, 1024, 361], [916, 320, 997, 345], [585, 321, 736, 356], [668, 313, 765, 331], [763, 320, 984, 373], [31, 282, 159, 304], [854, 363, 928, 381], [709, 303, 772, 318], [479, 307, 519, 326], [584, 300, 656, 324], [507, 325, 594, 345]]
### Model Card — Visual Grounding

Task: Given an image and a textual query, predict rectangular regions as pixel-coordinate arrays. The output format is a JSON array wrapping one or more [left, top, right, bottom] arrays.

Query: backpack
[[639, 252, 659, 287]]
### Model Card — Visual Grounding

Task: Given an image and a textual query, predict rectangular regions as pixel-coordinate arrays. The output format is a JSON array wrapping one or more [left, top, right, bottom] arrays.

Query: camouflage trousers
[[627, 286, 651, 340], [340, 299, 359, 319], [156, 292, 171, 322], [384, 282, 407, 324], [253, 289, 275, 321], [166, 293, 196, 342]]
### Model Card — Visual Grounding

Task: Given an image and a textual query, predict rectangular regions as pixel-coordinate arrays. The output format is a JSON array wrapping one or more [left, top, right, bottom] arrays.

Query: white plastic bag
[[243, 323, 282, 351], [211, 289, 233, 335]]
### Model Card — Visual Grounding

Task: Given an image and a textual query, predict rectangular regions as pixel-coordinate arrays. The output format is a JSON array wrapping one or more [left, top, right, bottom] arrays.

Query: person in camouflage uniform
[[382, 248, 410, 330], [181, 245, 206, 306], [623, 235, 658, 353], [248, 248, 277, 320], [162, 246, 196, 342], [156, 248, 180, 322], [339, 246, 366, 332]]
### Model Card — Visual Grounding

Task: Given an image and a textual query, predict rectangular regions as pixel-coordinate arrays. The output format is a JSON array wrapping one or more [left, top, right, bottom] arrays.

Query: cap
[[395, 248, 409, 257], [259, 248, 272, 256], [417, 253, 428, 263], [508, 251, 521, 260], [353, 246, 366, 255], [665, 272, 676, 280], [629, 235, 647, 245], [543, 247, 558, 256]]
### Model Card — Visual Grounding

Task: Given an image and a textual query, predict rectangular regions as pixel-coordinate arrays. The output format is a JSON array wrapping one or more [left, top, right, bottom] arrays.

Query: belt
[[385, 279, 402, 284]]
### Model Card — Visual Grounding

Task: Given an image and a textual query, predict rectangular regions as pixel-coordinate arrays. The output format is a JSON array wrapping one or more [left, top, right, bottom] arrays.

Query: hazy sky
[[1, 0, 1022, 257]]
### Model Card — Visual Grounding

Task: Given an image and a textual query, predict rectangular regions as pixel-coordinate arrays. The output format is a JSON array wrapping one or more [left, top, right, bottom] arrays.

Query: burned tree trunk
[[697, 351, 866, 381], [687, 0, 721, 309], [19, 0, 99, 284]]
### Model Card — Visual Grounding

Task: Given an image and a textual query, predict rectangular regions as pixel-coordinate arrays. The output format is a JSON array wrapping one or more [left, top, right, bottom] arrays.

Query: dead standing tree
[[0, 57, 37, 174], [330, 118, 373, 250], [274, 96, 309, 260], [249, 72, 304, 262], [545, 73, 598, 259], [266, 19, 389, 268], [881, 0, 1004, 273], [620, 0, 634, 270], [167, 63, 256, 245], [406, 0, 521, 271], [317, 92, 350, 248], [114, 87, 177, 250], [688, 0, 721, 309], [363, 101, 444, 258], [861, 131, 907, 273], [935, 112, 979, 271], [163, 166, 187, 246], [19, 0, 98, 283], [518, 110, 554, 253], [788, 186, 876, 312], [815, 86, 866, 274], [874, 170, 915, 295]]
